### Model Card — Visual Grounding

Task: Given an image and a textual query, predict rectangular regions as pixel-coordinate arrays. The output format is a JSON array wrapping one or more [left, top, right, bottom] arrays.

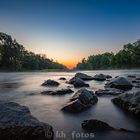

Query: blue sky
[[0, 0, 140, 67]]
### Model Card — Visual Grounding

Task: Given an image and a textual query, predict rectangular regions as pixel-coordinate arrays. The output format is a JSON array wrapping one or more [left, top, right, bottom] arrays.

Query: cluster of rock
[[41, 73, 113, 88], [0, 101, 54, 140], [39, 72, 140, 135], [105, 77, 133, 90], [112, 91, 140, 119], [95, 76, 134, 96], [75, 73, 112, 81], [62, 88, 98, 113]]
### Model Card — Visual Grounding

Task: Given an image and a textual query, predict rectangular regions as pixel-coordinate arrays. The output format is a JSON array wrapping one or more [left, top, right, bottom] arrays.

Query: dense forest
[[0, 32, 66, 71], [76, 39, 140, 70]]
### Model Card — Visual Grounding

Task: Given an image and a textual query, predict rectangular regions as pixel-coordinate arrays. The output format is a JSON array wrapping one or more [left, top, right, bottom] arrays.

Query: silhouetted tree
[[76, 40, 140, 70], [0, 32, 66, 71]]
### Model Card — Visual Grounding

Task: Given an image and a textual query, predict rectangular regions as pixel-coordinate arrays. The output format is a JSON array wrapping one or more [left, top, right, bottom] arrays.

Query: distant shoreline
[[0, 68, 140, 73]]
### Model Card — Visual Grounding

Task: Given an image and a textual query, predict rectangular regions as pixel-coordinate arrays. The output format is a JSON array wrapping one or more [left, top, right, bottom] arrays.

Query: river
[[0, 70, 140, 140]]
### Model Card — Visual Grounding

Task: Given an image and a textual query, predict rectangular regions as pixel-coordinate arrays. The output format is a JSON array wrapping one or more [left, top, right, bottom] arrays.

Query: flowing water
[[0, 70, 140, 140]]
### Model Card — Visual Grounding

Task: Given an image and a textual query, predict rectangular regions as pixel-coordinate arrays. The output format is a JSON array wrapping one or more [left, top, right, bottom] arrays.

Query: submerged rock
[[68, 77, 89, 88], [112, 91, 140, 119], [93, 74, 106, 81], [41, 79, 59, 86], [75, 73, 93, 81], [59, 77, 66, 80], [81, 119, 133, 132], [62, 88, 98, 113], [105, 77, 133, 90], [95, 88, 124, 96], [41, 88, 74, 95], [0, 101, 54, 140]]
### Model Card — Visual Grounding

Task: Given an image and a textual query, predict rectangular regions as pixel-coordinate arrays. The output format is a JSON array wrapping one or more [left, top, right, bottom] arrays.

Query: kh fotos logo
[[55, 130, 95, 139]]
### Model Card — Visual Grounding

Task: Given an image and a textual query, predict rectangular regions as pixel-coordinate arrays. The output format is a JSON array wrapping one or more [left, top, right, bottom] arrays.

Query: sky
[[0, 0, 140, 68]]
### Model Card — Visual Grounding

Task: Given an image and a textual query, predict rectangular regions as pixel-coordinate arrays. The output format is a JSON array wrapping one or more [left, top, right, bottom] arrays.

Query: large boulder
[[62, 88, 98, 113], [67, 77, 89, 88], [81, 119, 114, 131], [0, 101, 54, 140], [81, 119, 132, 132], [95, 88, 124, 96], [75, 73, 93, 80], [41, 88, 74, 95], [93, 74, 106, 81], [105, 77, 133, 90], [112, 91, 140, 119], [41, 79, 59, 86]]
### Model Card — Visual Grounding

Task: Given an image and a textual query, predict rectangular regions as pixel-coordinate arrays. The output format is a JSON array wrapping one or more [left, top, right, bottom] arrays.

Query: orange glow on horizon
[[59, 61, 76, 69]]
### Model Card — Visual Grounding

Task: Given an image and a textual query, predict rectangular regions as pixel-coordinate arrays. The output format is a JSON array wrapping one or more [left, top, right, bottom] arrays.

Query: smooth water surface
[[0, 70, 140, 140]]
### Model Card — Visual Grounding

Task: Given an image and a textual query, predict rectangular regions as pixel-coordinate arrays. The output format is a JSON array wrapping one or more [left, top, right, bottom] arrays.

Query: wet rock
[[62, 88, 98, 113], [68, 77, 89, 88], [81, 119, 133, 132], [127, 75, 136, 78], [82, 119, 114, 131], [136, 77, 140, 80], [105, 77, 133, 90], [93, 74, 106, 81], [95, 88, 124, 96], [0, 101, 54, 140], [41, 88, 74, 95], [59, 77, 66, 80], [112, 91, 140, 119], [132, 80, 140, 84], [41, 79, 59, 86], [105, 75, 112, 79], [75, 73, 93, 81]]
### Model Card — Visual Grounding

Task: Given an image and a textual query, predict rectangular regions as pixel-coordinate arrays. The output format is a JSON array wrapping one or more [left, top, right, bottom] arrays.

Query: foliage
[[0, 32, 66, 71], [76, 40, 140, 70]]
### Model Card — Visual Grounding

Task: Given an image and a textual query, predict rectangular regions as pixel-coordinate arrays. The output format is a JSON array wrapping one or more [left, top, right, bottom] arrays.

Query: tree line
[[0, 32, 66, 71], [76, 39, 140, 70]]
